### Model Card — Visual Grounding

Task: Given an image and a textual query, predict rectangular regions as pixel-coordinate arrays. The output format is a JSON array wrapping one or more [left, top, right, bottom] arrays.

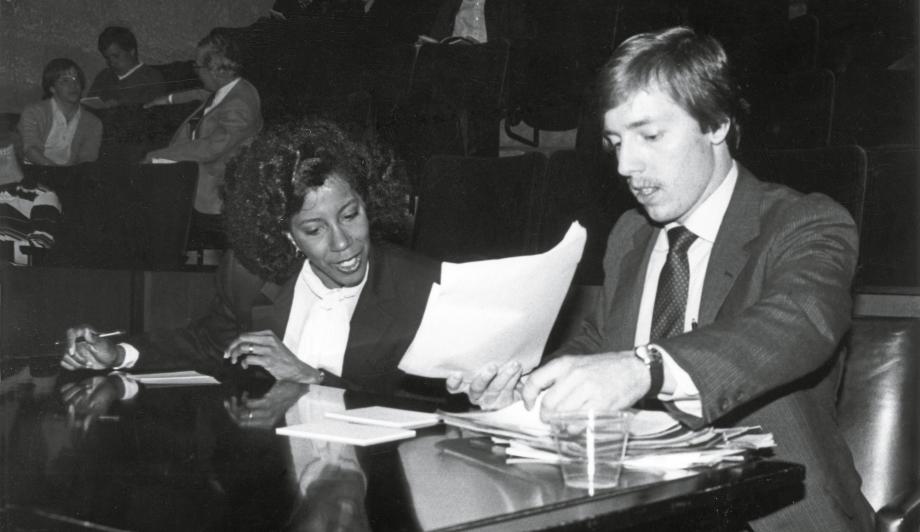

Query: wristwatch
[[634, 344, 664, 399]]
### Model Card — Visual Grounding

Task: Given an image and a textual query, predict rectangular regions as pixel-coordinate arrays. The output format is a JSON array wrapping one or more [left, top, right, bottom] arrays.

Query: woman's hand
[[60, 325, 123, 371], [225, 330, 324, 383], [224, 381, 309, 429]]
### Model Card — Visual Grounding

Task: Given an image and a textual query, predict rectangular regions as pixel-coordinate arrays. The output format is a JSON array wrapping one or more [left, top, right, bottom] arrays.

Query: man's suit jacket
[[132, 243, 441, 395], [146, 78, 263, 214], [560, 166, 874, 531]]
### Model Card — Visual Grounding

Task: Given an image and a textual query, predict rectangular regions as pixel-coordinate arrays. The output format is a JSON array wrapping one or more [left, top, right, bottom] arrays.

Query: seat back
[[542, 149, 636, 285], [412, 153, 547, 262], [740, 68, 836, 151], [0, 263, 133, 358], [739, 145, 868, 232], [859, 146, 920, 288], [838, 318, 920, 517], [131, 162, 198, 269]]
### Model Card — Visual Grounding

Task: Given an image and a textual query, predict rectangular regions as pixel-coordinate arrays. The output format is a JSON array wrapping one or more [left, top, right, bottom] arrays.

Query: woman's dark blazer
[[130, 242, 441, 395]]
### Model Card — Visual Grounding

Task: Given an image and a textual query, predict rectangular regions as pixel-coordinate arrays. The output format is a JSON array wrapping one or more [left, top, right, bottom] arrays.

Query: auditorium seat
[[130, 162, 199, 270], [0, 263, 133, 358], [739, 145, 868, 231], [858, 145, 919, 288], [838, 317, 920, 531], [739, 68, 836, 151], [412, 153, 546, 262], [386, 42, 510, 175], [542, 149, 636, 285]]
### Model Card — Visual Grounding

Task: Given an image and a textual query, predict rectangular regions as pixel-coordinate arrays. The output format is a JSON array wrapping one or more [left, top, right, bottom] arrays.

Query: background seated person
[[18, 58, 102, 166], [0, 138, 61, 264], [60, 118, 442, 397], [143, 31, 262, 246], [85, 26, 166, 108], [428, 0, 533, 45]]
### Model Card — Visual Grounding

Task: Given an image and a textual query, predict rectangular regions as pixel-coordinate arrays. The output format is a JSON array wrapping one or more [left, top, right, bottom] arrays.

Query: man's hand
[[60, 325, 124, 370], [521, 351, 650, 421], [446, 360, 523, 410]]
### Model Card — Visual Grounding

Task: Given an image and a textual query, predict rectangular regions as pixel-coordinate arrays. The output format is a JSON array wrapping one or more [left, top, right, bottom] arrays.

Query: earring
[[286, 234, 306, 259]]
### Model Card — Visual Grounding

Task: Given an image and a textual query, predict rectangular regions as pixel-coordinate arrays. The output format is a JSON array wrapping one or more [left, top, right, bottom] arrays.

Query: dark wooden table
[[0, 358, 804, 531]]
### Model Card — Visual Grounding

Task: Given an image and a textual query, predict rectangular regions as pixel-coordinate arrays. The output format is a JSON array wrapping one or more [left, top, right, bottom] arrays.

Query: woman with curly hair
[[61, 118, 442, 396]]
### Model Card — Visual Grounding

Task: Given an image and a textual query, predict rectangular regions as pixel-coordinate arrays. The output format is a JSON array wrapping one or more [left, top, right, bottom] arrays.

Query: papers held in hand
[[399, 222, 587, 378]]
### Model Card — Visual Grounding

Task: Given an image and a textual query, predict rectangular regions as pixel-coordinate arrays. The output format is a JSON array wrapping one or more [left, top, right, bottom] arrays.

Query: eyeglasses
[[56, 75, 80, 85]]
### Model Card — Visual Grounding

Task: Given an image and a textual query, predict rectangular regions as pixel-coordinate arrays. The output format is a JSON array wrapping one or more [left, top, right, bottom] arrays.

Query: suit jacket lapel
[[699, 167, 761, 325], [608, 222, 658, 349], [342, 246, 398, 377]]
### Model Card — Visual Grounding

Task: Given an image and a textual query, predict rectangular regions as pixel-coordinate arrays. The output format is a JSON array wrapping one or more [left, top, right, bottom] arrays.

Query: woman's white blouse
[[283, 260, 369, 377]]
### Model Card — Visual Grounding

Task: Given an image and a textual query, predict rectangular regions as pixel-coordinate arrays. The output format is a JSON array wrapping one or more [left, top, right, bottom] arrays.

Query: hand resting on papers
[[446, 360, 523, 410], [452, 351, 651, 420]]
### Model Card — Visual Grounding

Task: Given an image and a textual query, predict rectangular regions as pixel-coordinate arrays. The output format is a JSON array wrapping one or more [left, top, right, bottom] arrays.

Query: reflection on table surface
[[0, 360, 804, 531]]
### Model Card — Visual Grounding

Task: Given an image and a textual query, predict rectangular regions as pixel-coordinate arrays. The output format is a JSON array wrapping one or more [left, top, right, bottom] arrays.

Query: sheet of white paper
[[151, 158, 178, 164], [131, 370, 219, 386], [399, 222, 586, 378], [326, 406, 441, 429]]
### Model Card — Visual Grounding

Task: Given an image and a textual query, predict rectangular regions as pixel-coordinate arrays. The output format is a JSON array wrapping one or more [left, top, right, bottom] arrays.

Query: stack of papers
[[439, 400, 774, 472]]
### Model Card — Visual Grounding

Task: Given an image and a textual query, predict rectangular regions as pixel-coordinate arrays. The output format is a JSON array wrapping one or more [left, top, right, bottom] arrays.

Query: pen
[[54, 330, 127, 347]]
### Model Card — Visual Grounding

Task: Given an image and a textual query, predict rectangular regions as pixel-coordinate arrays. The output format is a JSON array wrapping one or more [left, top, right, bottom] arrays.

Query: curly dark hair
[[223, 117, 410, 283]]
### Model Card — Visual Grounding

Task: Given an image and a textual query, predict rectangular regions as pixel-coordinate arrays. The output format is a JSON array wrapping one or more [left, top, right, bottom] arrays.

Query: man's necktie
[[650, 226, 698, 341], [187, 93, 215, 139]]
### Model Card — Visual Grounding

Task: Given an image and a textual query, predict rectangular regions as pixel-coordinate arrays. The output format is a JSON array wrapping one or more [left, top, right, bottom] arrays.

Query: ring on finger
[[247, 411, 253, 420], [247, 343, 253, 355]]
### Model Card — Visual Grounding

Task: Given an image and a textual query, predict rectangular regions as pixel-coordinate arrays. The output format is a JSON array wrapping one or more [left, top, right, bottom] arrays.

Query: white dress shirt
[[453, 0, 488, 43], [633, 161, 739, 416], [283, 260, 368, 377], [203, 77, 240, 115], [43, 98, 81, 165]]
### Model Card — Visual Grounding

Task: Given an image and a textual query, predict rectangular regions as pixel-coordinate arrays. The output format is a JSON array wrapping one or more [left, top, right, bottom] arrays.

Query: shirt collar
[[301, 260, 368, 308], [116, 62, 145, 81], [665, 160, 738, 244], [50, 97, 80, 124]]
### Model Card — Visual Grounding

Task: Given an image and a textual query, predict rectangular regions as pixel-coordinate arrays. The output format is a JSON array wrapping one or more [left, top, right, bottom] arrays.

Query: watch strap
[[636, 345, 664, 399]]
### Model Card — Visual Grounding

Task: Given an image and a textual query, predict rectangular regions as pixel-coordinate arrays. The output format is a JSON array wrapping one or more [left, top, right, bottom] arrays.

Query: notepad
[[325, 406, 441, 429], [131, 370, 219, 386], [276, 419, 416, 446]]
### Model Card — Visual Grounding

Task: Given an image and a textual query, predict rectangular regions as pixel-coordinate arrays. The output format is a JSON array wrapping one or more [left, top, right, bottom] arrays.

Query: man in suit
[[145, 31, 263, 242], [452, 27, 874, 530], [429, 0, 533, 45]]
